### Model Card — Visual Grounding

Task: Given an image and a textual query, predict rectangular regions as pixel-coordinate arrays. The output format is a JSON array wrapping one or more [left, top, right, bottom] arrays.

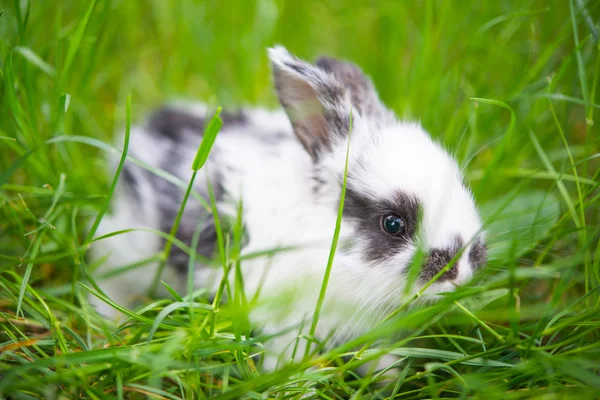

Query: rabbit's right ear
[[269, 46, 352, 160]]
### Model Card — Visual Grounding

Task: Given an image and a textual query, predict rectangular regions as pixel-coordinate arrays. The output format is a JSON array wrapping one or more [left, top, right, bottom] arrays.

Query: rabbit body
[[89, 47, 486, 370]]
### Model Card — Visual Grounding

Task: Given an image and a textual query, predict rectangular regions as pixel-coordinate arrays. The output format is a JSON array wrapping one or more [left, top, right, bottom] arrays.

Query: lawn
[[1, 0, 599, 398]]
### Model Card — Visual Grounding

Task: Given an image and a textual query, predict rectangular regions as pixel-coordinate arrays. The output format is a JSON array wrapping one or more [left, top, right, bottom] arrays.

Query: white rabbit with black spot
[[89, 46, 487, 371]]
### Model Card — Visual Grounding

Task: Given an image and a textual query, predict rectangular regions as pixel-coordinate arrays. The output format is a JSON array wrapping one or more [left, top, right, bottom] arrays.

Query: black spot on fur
[[344, 187, 421, 263], [120, 164, 140, 201], [144, 106, 245, 275], [220, 110, 248, 126], [162, 173, 227, 275], [148, 107, 205, 139], [421, 237, 463, 282], [148, 107, 247, 142], [468, 237, 487, 270], [168, 217, 218, 273]]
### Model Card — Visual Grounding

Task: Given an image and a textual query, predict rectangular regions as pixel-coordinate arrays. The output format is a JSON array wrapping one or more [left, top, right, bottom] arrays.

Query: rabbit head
[[269, 46, 486, 299]]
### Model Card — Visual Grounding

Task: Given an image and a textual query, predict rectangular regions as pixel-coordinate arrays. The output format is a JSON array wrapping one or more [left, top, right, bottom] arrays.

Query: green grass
[[1, 0, 599, 398]]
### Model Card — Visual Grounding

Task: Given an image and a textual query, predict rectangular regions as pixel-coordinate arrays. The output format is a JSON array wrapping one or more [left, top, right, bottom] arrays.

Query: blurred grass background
[[1, 0, 599, 398]]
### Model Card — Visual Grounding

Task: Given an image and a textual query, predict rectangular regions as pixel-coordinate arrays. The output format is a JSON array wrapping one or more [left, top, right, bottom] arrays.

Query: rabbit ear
[[315, 56, 394, 125], [269, 46, 352, 160]]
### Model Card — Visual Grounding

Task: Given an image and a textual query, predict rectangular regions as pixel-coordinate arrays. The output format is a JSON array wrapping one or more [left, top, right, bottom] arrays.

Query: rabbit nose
[[420, 244, 461, 283]]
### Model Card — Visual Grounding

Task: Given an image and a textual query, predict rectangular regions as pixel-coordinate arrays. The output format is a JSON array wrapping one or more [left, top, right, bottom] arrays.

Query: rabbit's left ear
[[269, 46, 353, 160]]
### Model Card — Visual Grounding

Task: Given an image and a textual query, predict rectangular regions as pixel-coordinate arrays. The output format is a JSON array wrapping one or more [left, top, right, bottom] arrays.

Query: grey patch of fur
[[220, 109, 249, 126], [159, 175, 225, 275], [168, 216, 218, 273], [271, 53, 351, 160], [144, 107, 237, 275], [272, 52, 395, 162], [420, 237, 463, 282], [311, 175, 327, 194], [343, 187, 421, 263], [310, 165, 327, 194], [315, 56, 395, 125], [120, 164, 140, 202], [148, 107, 248, 140], [468, 237, 487, 270], [148, 107, 206, 140]]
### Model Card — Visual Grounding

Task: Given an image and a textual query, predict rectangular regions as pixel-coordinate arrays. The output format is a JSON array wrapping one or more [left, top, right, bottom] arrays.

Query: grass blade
[[86, 95, 132, 243], [306, 111, 353, 357], [148, 107, 222, 295]]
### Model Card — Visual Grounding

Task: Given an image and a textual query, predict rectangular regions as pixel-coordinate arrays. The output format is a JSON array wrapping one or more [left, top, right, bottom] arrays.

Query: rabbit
[[89, 46, 487, 371]]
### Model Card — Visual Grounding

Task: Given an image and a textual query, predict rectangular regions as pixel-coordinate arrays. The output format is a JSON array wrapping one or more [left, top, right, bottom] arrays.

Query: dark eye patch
[[343, 186, 421, 263]]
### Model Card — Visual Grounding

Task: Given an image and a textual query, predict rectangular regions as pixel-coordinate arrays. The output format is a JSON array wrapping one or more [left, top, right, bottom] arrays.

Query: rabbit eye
[[381, 214, 406, 236]]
